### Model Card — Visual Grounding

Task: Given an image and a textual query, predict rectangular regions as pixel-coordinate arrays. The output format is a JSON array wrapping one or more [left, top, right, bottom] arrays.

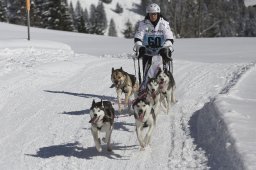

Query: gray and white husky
[[146, 77, 161, 116], [132, 97, 156, 150], [89, 100, 115, 152], [155, 68, 176, 114]]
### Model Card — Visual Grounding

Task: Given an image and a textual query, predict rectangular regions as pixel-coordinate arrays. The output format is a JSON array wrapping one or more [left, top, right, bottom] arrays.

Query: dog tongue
[[139, 113, 144, 121], [89, 116, 97, 123]]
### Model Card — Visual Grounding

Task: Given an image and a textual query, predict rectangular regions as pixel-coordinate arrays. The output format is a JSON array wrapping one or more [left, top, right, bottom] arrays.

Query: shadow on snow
[[26, 141, 136, 160], [44, 90, 118, 116], [44, 90, 116, 102]]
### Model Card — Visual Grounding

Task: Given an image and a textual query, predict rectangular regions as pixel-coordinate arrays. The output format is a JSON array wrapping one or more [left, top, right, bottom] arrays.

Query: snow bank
[[189, 63, 256, 170], [0, 40, 74, 77], [189, 100, 245, 170], [0, 39, 72, 51]]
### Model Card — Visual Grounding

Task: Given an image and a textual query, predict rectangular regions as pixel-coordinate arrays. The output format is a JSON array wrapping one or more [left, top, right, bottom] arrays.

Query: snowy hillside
[[0, 22, 256, 170], [244, 0, 256, 6], [68, 0, 144, 37]]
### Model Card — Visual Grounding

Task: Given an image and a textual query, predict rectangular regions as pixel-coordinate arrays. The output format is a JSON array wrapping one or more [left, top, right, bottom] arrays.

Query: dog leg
[[104, 126, 113, 152], [167, 95, 170, 114], [91, 128, 102, 152], [144, 124, 154, 146], [136, 125, 145, 149], [161, 93, 169, 114], [124, 88, 132, 109], [116, 89, 123, 112], [153, 96, 161, 117], [171, 87, 176, 103]]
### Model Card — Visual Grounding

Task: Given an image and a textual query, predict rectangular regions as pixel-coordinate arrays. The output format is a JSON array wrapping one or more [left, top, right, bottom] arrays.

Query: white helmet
[[146, 3, 160, 13]]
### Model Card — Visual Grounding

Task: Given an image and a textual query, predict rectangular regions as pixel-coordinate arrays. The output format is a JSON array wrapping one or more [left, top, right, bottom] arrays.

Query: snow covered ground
[[0, 22, 256, 170]]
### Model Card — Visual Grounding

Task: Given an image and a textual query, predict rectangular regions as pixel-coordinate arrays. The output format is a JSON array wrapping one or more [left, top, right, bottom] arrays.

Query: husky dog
[[132, 97, 156, 150], [155, 68, 176, 113], [146, 77, 161, 116], [89, 100, 115, 152], [111, 67, 139, 112]]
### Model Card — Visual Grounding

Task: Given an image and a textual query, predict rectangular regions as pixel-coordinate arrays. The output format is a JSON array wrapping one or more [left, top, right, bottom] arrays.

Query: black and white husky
[[146, 77, 161, 116], [155, 68, 176, 114], [89, 100, 115, 152], [132, 97, 156, 150]]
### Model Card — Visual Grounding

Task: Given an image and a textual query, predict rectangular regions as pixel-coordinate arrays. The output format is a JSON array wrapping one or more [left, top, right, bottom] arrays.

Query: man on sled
[[134, 3, 175, 93]]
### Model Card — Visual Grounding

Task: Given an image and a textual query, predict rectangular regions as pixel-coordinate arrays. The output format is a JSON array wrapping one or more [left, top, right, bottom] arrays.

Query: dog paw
[[140, 147, 145, 151], [96, 147, 102, 152]]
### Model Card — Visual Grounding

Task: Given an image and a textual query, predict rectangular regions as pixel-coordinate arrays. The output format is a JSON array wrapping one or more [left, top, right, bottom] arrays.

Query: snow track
[[0, 47, 253, 170]]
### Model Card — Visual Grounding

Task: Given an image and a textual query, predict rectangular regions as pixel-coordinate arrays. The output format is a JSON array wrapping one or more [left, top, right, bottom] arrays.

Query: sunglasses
[[149, 13, 158, 16]]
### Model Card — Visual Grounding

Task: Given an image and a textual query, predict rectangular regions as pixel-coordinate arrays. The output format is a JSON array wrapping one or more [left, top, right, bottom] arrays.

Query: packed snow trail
[[0, 47, 252, 170]]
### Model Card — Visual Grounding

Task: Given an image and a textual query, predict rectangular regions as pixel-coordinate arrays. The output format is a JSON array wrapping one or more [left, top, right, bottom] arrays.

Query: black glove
[[159, 48, 172, 62], [138, 46, 146, 58]]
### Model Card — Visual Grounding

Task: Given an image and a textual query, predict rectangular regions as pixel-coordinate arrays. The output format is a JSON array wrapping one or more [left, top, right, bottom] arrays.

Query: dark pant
[[142, 48, 172, 78], [142, 55, 152, 74]]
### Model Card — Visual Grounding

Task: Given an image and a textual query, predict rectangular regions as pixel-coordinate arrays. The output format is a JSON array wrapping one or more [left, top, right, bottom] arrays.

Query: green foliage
[[122, 20, 134, 38], [108, 18, 117, 37], [1, 0, 256, 37], [0, 1, 7, 22], [114, 2, 123, 14]]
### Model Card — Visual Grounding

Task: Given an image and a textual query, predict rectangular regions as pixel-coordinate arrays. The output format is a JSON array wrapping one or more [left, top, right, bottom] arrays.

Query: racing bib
[[143, 34, 164, 56]]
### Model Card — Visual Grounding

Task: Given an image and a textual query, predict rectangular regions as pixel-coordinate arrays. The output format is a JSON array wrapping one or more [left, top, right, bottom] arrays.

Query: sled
[[132, 46, 174, 86]]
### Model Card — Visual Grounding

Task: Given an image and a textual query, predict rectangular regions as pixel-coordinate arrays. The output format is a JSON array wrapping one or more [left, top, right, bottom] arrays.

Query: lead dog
[[155, 68, 176, 114], [132, 97, 156, 150], [111, 67, 139, 112], [89, 100, 115, 152]]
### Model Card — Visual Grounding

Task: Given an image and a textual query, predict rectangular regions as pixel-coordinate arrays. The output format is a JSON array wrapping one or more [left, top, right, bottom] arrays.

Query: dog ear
[[120, 67, 123, 71], [101, 99, 104, 107], [112, 67, 114, 73], [92, 99, 96, 106]]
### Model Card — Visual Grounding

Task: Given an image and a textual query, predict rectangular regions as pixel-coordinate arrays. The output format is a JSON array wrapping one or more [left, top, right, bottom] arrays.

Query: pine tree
[[41, 0, 74, 31], [114, 2, 123, 14], [32, 0, 44, 27], [89, 4, 96, 34], [29, 0, 42, 27], [83, 8, 90, 33], [89, 2, 107, 35], [245, 6, 256, 36], [74, 1, 85, 32], [0, 0, 7, 22], [108, 18, 117, 37], [123, 20, 134, 38], [7, 0, 26, 25], [69, 2, 76, 30], [60, 0, 75, 31], [140, 0, 152, 15]]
